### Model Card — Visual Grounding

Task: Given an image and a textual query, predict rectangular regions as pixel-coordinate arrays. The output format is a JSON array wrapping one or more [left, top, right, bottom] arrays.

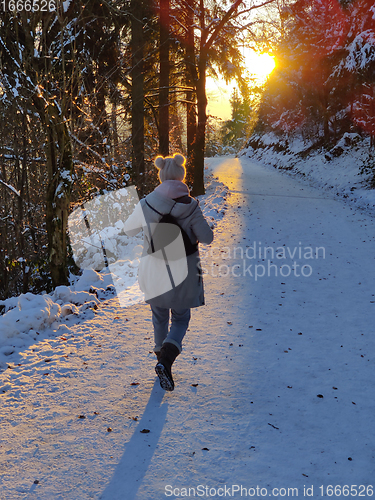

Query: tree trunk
[[20, 113, 29, 292], [41, 103, 74, 287], [131, 0, 145, 194], [185, 0, 197, 188], [192, 1, 208, 197], [193, 53, 207, 196], [111, 98, 119, 162], [159, 0, 170, 157]]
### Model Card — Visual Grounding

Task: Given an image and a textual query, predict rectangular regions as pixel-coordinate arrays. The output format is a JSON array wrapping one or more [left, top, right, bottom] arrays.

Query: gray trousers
[[151, 305, 191, 353]]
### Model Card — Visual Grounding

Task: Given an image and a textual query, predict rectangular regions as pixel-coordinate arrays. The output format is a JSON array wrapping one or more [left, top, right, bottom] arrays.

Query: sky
[[206, 76, 235, 121]]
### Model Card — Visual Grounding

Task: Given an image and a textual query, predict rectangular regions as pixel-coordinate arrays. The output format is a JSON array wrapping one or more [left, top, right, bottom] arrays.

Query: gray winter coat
[[124, 180, 213, 309]]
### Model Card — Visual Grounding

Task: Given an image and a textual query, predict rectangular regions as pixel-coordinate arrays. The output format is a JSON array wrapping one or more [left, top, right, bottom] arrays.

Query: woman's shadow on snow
[[98, 380, 168, 500]]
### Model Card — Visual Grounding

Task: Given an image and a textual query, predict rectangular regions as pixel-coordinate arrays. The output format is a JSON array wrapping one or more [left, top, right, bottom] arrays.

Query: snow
[[0, 159, 375, 498], [241, 133, 375, 215], [0, 179, 20, 197], [344, 31, 375, 71], [0, 271, 113, 369], [62, 0, 72, 13]]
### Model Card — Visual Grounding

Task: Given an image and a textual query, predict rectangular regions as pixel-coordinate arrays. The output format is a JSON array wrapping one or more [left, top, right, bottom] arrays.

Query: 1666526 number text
[[1, 0, 56, 11]]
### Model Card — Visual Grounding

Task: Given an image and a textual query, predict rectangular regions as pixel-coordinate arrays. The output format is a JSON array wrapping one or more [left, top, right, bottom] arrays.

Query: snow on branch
[[70, 133, 110, 168], [0, 179, 20, 197]]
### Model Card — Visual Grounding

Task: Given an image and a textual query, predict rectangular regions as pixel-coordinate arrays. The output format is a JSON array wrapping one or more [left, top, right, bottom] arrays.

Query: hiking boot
[[155, 343, 180, 391]]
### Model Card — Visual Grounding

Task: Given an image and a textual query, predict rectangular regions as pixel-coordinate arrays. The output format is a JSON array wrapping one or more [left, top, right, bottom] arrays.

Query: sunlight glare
[[245, 52, 276, 83]]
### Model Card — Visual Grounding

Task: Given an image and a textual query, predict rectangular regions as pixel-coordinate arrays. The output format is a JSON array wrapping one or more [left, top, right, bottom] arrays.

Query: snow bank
[[0, 269, 113, 369], [197, 171, 229, 223], [241, 133, 375, 215]]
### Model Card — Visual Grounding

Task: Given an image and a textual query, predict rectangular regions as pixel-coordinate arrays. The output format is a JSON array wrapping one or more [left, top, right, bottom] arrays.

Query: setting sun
[[244, 51, 276, 83]]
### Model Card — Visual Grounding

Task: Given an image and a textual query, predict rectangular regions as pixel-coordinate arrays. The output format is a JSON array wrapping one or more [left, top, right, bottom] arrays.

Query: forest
[[249, 0, 375, 155], [1, 0, 374, 301]]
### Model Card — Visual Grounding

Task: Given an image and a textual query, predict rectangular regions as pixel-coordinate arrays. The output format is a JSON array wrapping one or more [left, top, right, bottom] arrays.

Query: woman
[[124, 153, 213, 391]]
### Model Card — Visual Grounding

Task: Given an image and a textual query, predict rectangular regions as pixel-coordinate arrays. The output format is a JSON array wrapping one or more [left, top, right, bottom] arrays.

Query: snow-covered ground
[[241, 132, 375, 215], [1, 156, 375, 499]]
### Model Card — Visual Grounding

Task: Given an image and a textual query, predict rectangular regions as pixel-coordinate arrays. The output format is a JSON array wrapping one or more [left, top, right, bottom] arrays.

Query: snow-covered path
[[1, 157, 375, 499]]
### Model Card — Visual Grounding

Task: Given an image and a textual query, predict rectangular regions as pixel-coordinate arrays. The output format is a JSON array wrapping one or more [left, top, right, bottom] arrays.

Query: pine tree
[[221, 89, 255, 151]]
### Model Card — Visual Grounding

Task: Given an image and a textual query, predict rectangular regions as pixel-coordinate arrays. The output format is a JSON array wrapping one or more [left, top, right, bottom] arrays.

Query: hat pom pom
[[154, 156, 165, 169], [173, 154, 185, 167]]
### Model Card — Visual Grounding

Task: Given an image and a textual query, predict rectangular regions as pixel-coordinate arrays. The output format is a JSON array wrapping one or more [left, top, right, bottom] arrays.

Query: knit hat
[[154, 153, 186, 182]]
